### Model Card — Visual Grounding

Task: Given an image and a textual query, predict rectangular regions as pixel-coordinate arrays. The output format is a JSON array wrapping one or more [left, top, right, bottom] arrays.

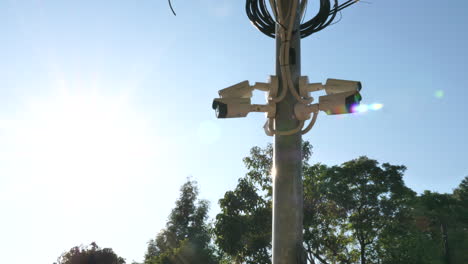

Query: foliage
[[409, 187, 468, 264], [144, 179, 217, 264], [451, 176, 468, 263], [215, 177, 271, 264], [453, 176, 468, 202], [214, 142, 312, 263], [55, 242, 125, 264], [376, 202, 444, 264], [214, 142, 468, 264], [375, 177, 468, 264], [303, 157, 417, 264], [303, 163, 359, 264]]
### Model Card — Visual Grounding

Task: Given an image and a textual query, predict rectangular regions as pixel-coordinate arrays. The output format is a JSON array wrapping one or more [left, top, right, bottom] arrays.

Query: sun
[[5, 90, 158, 209]]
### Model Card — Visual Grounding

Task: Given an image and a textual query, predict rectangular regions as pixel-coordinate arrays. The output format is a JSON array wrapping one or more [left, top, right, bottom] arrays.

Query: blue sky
[[1, 0, 467, 263]]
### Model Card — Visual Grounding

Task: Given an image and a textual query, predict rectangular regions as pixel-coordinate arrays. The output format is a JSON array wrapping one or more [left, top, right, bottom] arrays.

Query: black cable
[[246, 0, 277, 37], [168, 0, 176, 16], [245, 0, 358, 39], [335, 0, 357, 12], [329, 11, 343, 26]]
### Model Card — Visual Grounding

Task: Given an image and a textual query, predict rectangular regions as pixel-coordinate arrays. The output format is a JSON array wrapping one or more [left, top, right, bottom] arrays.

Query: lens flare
[[352, 103, 383, 113], [369, 103, 383, 110], [356, 104, 369, 113], [434, 90, 444, 99]]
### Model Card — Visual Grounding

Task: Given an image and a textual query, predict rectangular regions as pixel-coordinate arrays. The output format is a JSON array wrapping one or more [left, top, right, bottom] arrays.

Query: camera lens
[[345, 92, 362, 113], [212, 100, 228, 118]]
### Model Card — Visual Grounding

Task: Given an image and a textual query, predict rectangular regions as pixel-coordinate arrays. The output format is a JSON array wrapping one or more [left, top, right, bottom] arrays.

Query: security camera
[[324, 78, 361, 95], [212, 77, 278, 119], [299, 77, 362, 98], [318, 91, 362, 115], [218, 81, 253, 98], [212, 98, 276, 119], [218, 77, 278, 99], [212, 98, 252, 118]]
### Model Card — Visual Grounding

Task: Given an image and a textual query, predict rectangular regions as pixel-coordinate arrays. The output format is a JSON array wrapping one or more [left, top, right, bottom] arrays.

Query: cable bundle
[[246, 0, 359, 39]]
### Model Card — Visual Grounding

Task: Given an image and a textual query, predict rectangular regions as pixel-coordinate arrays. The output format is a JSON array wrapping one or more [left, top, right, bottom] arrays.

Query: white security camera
[[324, 78, 361, 95], [295, 76, 363, 118], [299, 77, 362, 98], [212, 98, 252, 118], [212, 77, 278, 119], [318, 91, 362, 115], [218, 77, 279, 99], [218, 81, 253, 98], [212, 98, 276, 119]]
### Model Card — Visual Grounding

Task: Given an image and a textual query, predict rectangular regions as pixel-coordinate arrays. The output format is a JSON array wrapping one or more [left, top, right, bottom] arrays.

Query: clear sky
[[1, 0, 467, 263]]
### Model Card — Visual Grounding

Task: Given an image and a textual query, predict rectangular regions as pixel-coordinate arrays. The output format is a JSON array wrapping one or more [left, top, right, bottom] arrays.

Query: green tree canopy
[[214, 143, 468, 264], [303, 157, 417, 264], [407, 186, 468, 264], [144, 179, 217, 264], [55, 242, 125, 264], [214, 142, 313, 263]]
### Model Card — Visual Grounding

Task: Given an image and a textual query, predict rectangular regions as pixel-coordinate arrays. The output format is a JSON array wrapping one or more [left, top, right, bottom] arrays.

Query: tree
[[408, 185, 468, 264], [215, 177, 271, 264], [328, 157, 415, 264], [453, 176, 468, 208], [373, 193, 444, 264], [369, 176, 468, 264], [451, 176, 468, 264], [215, 143, 421, 264], [144, 179, 217, 264], [214, 143, 312, 263], [55, 242, 125, 264], [303, 163, 359, 264], [302, 157, 417, 264]]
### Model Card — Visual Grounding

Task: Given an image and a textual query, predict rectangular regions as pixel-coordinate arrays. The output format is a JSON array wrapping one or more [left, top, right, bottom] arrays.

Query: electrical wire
[[268, 0, 294, 103], [246, 0, 277, 37], [278, 0, 313, 105], [168, 0, 176, 16], [253, 0, 358, 108], [267, 117, 305, 136], [301, 111, 318, 134], [269, 0, 279, 19], [329, 10, 343, 26], [300, 0, 309, 24], [281, 0, 302, 103], [248, 0, 358, 135], [245, 0, 359, 39]]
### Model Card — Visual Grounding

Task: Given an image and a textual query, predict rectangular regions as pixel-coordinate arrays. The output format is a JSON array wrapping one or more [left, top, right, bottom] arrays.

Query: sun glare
[[6, 91, 158, 209], [352, 103, 384, 114]]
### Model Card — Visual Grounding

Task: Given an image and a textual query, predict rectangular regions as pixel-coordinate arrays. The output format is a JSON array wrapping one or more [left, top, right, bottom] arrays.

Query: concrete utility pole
[[272, 1, 305, 263]]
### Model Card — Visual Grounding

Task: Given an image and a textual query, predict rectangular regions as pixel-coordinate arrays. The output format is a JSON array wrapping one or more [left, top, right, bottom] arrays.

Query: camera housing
[[218, 81, 252, 98], [324, 78, 362, 95], [212, 77, 278, 119], [318, 91, 362, 115], [212, 98, 252, 118]]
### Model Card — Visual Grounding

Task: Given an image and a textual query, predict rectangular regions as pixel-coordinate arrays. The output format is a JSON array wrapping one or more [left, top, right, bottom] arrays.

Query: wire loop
[[246, 0, 359, 39]]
